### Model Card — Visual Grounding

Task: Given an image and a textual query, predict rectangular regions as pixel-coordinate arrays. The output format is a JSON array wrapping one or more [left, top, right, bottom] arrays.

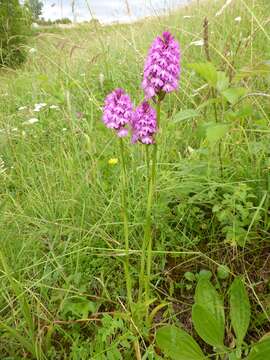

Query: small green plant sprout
[[217, 265, 230, 280], [184, 270, 213, 290], [156, 276, 270, 360], [184, 271, 196, 282]]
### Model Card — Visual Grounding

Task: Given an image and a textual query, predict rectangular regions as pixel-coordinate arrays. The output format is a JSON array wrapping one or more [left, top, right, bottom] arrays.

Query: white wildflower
[[62, 128, 67, 131], [235, 16, 241, 22], [23, 118, 39, 125], [18, 106, 27, 111], [215, 0, 233, 17], [34, 103, 47, 112], [190, 39, 204, 47], [29, 48, 37, 54], [49, 105, 59, 110]]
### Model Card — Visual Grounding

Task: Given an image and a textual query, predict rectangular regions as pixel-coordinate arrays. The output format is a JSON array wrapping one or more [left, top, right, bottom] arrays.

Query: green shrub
[[0, 0, 31, 67]]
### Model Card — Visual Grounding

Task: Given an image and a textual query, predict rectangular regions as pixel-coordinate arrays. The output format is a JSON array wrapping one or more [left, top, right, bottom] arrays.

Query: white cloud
[[40, 0, 188, 23]]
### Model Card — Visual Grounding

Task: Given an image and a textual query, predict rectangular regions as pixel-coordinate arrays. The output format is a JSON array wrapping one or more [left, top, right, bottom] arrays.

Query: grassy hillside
[[0, 0, 270, 358]]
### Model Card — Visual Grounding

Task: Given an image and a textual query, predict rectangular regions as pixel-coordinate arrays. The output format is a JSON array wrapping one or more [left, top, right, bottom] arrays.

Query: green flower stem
[[138, 145, 149, 302], [146, 144, 150, 188], [119, 138, 133, 311], [145, 100, 160, 301], [138, 100, 161, 305]]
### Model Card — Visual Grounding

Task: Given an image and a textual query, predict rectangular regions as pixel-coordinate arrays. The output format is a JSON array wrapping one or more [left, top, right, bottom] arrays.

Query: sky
[[41, 0, 189, 23]]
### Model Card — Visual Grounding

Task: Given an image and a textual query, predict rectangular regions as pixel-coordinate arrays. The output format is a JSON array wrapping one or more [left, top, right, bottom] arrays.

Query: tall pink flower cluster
[[102, 88, 133, 137], [142, 31, 181, 99], [102, 31, 180, 143], [132, 101, 157, 144]]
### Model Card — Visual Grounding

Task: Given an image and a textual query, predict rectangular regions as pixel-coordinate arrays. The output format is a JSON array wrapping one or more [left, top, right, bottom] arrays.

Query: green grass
[[0, 0, 270, 358]]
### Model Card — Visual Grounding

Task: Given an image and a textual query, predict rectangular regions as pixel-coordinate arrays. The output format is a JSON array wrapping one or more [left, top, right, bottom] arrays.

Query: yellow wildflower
[[108, 158, 118, 165]]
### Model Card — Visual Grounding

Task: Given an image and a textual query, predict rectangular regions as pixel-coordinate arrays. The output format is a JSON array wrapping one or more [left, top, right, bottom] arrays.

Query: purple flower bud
[[131, 101, 157, 145], [142, 31, 181, 99], [102, 88, 133, 137]]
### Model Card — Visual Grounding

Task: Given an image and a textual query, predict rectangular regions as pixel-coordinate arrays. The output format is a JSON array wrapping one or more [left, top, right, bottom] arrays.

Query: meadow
[[0, 0, 270, 358]]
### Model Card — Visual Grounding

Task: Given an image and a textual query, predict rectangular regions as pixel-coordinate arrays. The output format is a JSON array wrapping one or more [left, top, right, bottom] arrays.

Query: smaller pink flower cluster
[[132, 101, 157, 145], [102, 31, 181, 145], [103, 89, 157, 144], [102, 88, 133, 138]]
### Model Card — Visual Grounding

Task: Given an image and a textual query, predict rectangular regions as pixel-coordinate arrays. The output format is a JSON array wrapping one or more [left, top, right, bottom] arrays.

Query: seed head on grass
[[102, 88, 133, 137], [0, 156, 6, 175], [131, 101, 157, 144], [142, 31, 181, 99]]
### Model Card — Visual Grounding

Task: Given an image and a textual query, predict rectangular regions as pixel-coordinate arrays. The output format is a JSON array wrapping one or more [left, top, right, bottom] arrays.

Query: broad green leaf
[[193, 277, 225, 347], [230, 277, 251, 346], [229, 352, 238, 360], [225, 105, 253, 122], [156, 325, 207, 360], [194, 278, 225, 324], [206, 123, 229, 144], [246, 339, 270, 360], [62, 297, 96, 319], [222, 87, 247, 104], [174, 109, 200, 122], [192, 304, 225, 348], [196, 121, 214, 140], [236, 105, 253, 118], [189, 62, 218, 86], [216, 71, 229, 92]]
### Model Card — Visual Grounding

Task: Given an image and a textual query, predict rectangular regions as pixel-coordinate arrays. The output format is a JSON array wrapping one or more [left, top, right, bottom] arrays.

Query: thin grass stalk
[[119, 138, 133, 311], [0, 251, 43, 358]]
